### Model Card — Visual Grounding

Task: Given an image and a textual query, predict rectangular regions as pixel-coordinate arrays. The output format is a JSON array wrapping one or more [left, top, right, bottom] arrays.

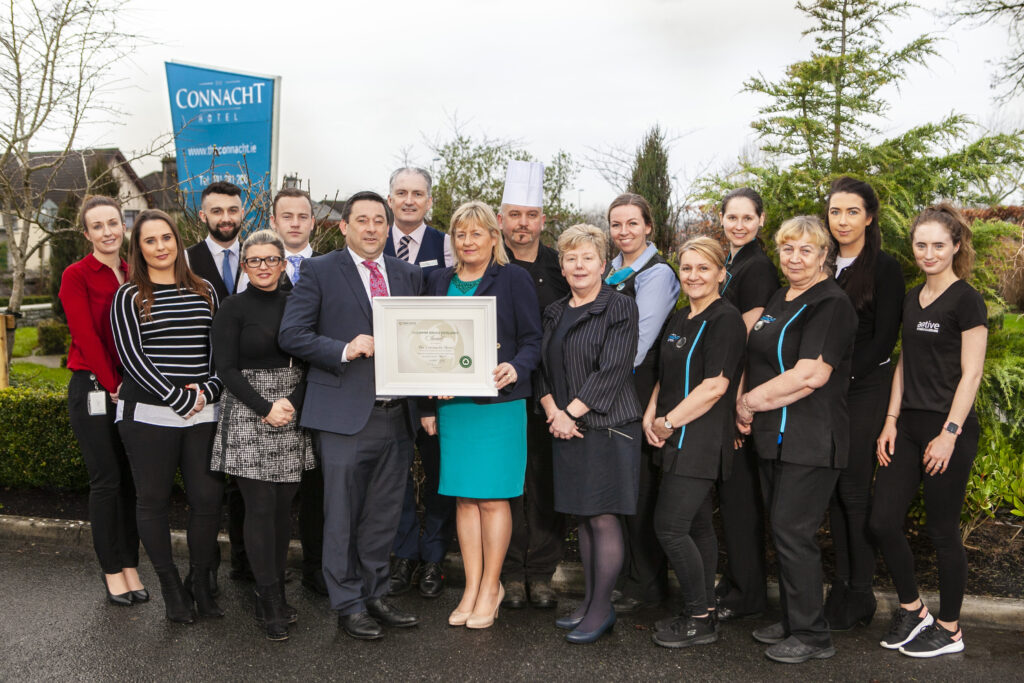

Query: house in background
[[1, 148, 150, 276]]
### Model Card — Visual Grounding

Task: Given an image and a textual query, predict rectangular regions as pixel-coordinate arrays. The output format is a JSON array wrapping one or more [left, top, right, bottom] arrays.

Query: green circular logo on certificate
[[459, 355, 472, 368]]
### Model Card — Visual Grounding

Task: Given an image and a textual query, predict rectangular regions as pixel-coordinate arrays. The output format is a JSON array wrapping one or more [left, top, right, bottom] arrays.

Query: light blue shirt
[[610, 242, 680, 367]]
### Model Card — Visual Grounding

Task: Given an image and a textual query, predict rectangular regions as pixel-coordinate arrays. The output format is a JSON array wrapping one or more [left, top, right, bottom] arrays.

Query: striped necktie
[[396, 235, 411, 262]]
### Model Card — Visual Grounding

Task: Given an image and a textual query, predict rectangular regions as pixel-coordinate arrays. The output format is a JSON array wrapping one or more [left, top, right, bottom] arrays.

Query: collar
[[728, 239, 765, 268], [611, 242, 657, 270], [348, 247, 385, 268], [391, 223, 426, 245], [285, 244, 313, 259], [205, 235, 239, 256], [84, 252, 128, 273]]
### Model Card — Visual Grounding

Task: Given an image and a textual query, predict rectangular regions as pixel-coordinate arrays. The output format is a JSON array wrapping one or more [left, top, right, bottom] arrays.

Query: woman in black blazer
[[420, 201, 542, 629], [537, 224, 642, 644]]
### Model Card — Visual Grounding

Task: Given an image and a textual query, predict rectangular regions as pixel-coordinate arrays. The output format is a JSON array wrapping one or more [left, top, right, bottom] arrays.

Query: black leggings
[[828, 366, 889, 591], [654, 474, 716, 617], [236, 477, 299, 585], [869, 410, 978, 622], [67, 371, 139, 574], [118, 417, 223, 573]]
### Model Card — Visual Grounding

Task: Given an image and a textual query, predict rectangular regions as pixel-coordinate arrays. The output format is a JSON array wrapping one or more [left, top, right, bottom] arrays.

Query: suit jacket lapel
[[474, 263, 501, 296], [338, 251, 372, 320]]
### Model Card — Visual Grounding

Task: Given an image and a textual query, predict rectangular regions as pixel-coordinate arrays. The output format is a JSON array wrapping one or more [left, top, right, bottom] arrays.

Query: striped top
[[110, 281, 223, 417]]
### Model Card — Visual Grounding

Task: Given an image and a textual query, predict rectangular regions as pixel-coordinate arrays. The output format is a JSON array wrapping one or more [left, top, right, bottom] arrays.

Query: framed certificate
[[372, 296, 499, 397]]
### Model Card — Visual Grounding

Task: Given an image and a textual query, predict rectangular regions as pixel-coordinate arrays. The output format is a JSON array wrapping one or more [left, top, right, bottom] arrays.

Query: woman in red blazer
[[59, 195, 145, 606]]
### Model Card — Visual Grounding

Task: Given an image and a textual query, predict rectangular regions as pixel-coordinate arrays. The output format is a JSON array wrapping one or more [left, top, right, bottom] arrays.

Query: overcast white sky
[[77, 0, 1023, 210]]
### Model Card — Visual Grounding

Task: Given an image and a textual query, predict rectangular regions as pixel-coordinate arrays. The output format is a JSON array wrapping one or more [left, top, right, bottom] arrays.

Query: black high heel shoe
[[102, 574, 133, 607], [130, 588, 150, 603]]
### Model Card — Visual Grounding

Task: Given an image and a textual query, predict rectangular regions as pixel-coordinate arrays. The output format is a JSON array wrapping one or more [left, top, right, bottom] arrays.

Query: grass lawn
[[11, 326, 39, 358], [8, 362, 71, 390], [1005, 313, 1023, 333]]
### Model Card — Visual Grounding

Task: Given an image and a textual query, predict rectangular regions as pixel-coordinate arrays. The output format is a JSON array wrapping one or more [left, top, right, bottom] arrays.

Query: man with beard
[[186, 181, 248, 590], [383, 167, 455, 600], [497, 160, 569, 610]]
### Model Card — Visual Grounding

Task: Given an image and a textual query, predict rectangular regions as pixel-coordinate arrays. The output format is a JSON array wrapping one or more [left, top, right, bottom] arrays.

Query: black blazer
[[425, 262, 543, 404], [537, 285, 642, 429], [187, 240, 239, 301]]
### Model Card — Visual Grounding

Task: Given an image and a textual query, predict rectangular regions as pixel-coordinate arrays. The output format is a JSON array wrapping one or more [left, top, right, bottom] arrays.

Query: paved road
[[2, 541, 1021, 682]]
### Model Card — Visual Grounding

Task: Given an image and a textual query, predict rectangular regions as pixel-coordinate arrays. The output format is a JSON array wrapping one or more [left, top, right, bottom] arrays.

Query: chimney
[[283, 174, 300, 189]]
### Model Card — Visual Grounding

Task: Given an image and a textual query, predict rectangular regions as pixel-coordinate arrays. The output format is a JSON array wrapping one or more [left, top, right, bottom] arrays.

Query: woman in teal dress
[[421, 200, 542, 629]]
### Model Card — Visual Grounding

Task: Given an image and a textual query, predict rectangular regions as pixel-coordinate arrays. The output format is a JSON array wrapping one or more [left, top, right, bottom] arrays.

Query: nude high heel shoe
[[449, 607, 472, 626], [466, 584, 504, 630]]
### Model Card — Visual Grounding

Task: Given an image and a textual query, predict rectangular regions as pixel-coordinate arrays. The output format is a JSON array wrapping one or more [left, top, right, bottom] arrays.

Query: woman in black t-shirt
[[735, 216, 857, 664], [823, 177, 905, 630], [870, 204, 988, 659], [715, 188, 780, 621], [644, 237, 746, 649]]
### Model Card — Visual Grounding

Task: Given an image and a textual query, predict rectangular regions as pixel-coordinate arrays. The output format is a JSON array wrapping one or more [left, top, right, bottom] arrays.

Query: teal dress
[[437, 276, 527, 499]]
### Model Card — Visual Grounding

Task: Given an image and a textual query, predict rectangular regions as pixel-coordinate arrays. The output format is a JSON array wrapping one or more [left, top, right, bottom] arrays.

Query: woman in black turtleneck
[[211, 229, 314, 641], [823, 177, 905, 630]]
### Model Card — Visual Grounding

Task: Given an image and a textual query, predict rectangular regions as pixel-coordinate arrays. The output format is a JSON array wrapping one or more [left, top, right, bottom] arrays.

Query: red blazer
[[59, 253, 128, 393]]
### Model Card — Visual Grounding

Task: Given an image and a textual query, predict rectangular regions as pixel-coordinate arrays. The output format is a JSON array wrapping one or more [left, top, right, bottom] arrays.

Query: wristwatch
[[663, 418, 674, 430], [944, 421, 962, 436]]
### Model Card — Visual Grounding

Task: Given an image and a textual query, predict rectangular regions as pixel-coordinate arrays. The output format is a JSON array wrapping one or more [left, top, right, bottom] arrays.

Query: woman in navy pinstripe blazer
[[537, 224, 642, 644]]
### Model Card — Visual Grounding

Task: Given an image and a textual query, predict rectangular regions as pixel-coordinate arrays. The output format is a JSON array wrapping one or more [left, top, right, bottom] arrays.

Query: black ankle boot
[[824, 580, 848, 629], [279, 573, 298, 624], [185, 565, 225, 617], [831, 587, 877, 631], [256, 582, 289, 641], [156, 567, 195, 624]]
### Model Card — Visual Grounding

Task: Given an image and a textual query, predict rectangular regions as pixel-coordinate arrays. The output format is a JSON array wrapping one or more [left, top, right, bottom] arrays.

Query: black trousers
[[619, 443, 669, 602], [118, 417, 223, 572], [828, 365, 889, 591], [67, 371, 139, 574], [503, 408, 565, 582], [236, 477, 299, 586], [223, 477, 247, 572], [760, 458, 839, 649], [869, 410, 978, 622], [299, 464, 325, 577], [392, 428, 455, 564], [715, 439, 768, 613], [318, 404, 413, 615], [654, 474, 716, 617]]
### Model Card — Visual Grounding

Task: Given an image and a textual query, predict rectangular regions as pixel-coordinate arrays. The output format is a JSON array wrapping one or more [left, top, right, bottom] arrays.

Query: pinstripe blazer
[[536, 285, 642, 429]]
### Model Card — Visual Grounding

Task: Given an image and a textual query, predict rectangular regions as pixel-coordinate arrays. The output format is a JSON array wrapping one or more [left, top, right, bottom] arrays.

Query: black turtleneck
[[212, 284, 305, 417]]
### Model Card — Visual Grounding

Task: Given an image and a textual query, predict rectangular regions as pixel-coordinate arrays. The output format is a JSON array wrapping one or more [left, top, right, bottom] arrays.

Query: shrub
[[36, 320, 70, 355], [0, 388, 87, 490]]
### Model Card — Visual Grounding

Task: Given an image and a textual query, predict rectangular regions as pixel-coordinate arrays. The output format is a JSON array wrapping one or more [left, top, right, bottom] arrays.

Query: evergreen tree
[[627, 125, 674, 252]]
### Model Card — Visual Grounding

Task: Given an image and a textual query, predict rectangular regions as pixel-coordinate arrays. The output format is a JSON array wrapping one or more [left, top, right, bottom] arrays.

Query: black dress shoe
[[339, 611, 383, 640], [302, 570, 329, 596], [130, 588, 150, 603], [502, 581, 527, 609], [612, 595, 658, 614], [102, 575, 133, 607], [716, 605, 763, 622], [366, 598, 420, 628], [418, 562, 445, 599], [388, 558, 417, 596], [528, 580, 557, 608]]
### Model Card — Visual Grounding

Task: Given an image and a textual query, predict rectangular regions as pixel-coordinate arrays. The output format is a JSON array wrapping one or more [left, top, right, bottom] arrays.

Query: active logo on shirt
[[916, 320, 940, 333]]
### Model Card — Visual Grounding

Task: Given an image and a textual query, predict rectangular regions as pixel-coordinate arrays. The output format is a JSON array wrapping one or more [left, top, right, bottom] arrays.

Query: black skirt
[[552, 421, 641, 516]]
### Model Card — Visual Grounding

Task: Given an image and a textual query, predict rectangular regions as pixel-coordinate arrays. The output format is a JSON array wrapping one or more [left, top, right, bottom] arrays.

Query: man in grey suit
[[279, 191, 423, 640]]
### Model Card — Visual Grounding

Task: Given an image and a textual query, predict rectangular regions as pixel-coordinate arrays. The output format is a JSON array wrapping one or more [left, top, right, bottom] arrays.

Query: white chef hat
[[500, 160, 545, 208]]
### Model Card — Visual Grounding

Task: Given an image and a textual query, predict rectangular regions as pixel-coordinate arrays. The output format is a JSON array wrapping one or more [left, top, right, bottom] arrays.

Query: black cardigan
[[837, 250, 905, 383]]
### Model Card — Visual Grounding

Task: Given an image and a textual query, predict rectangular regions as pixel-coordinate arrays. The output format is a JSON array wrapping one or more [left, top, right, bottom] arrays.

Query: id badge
[[87, 390, 107, 416]]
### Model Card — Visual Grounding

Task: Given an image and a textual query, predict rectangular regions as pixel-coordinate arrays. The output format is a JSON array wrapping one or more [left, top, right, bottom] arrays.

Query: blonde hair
[[450, 200, 508, 271], [241, 229, 284, 260], [557, 223, 608, 263], [775, 215, 832, 276], [678, 236, 727, 270]]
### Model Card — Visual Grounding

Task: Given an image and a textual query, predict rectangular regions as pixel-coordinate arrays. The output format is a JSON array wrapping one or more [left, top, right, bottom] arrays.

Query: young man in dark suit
[[383, 167, 455, 600], [185, 181, 248, 590], [279, 191, 424, 640]]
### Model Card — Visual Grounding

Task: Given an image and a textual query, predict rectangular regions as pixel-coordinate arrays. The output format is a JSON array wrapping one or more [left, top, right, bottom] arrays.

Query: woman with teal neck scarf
[[420, 201, 543, 630], [605, 193, 679, 613]]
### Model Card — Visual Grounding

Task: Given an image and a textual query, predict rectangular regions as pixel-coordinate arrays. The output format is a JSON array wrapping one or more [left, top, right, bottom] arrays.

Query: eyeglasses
[[243, 256, 283, 268]]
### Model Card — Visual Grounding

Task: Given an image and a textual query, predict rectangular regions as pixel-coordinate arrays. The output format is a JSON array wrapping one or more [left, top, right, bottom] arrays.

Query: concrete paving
[[2, 540, 1022, 682]]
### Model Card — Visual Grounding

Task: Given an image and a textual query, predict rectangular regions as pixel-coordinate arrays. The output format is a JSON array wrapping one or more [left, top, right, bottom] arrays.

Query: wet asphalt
[[2, 541, 1022, 682]]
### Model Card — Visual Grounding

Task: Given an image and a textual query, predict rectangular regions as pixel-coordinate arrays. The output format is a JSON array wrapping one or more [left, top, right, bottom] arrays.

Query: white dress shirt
[[236, 243, 313, 293], [390, 223, 454, 268], [341, 248, 389, 364]]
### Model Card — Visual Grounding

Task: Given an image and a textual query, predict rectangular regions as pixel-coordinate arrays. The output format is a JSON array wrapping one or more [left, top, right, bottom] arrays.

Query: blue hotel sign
[[165, 61, 280, 209]]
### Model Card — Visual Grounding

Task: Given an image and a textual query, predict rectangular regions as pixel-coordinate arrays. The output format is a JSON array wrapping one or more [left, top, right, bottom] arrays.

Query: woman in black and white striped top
[[111, 209, 225, 625]]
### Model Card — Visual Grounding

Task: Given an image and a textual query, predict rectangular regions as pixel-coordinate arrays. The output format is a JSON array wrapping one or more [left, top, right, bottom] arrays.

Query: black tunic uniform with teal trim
[[654, 298, 746, 480], [721, 240, 780, 313], [745, 278, 857, 468]]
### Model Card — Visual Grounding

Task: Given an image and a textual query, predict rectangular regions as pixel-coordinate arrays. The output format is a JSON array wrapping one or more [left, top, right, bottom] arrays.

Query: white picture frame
[[372, 296, 499, 397]]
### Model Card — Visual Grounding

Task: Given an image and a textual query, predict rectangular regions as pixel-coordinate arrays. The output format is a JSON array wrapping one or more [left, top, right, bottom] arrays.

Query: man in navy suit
[[279, 191, 424, 640], [383, 167, 455, 600]]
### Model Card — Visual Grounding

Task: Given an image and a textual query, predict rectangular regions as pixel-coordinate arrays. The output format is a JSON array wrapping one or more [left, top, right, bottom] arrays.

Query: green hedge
[[36, 320, 69, 355], [2, 295, 53, 308], [0, 388, 87, 490]]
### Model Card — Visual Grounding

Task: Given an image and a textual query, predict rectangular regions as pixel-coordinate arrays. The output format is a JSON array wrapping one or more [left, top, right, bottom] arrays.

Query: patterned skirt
[[211, 367, 314, 483]]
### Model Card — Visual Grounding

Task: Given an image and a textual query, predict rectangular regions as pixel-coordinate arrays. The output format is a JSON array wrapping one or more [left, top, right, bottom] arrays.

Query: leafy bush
[[0, 388, 87, 490], [36, 320, 70, 355], [2, 295, 53, 308]]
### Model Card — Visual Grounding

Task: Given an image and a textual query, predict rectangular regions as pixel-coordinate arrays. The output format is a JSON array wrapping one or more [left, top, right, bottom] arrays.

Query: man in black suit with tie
[[279, 191, 423, 640], [185, 181, 248, 590]]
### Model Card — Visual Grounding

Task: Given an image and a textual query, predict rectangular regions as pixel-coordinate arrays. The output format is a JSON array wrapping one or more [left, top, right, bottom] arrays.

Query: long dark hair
[[826, 176, 880, 311], [911, 203, 975, 279], [128, 209, 213, 320]]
